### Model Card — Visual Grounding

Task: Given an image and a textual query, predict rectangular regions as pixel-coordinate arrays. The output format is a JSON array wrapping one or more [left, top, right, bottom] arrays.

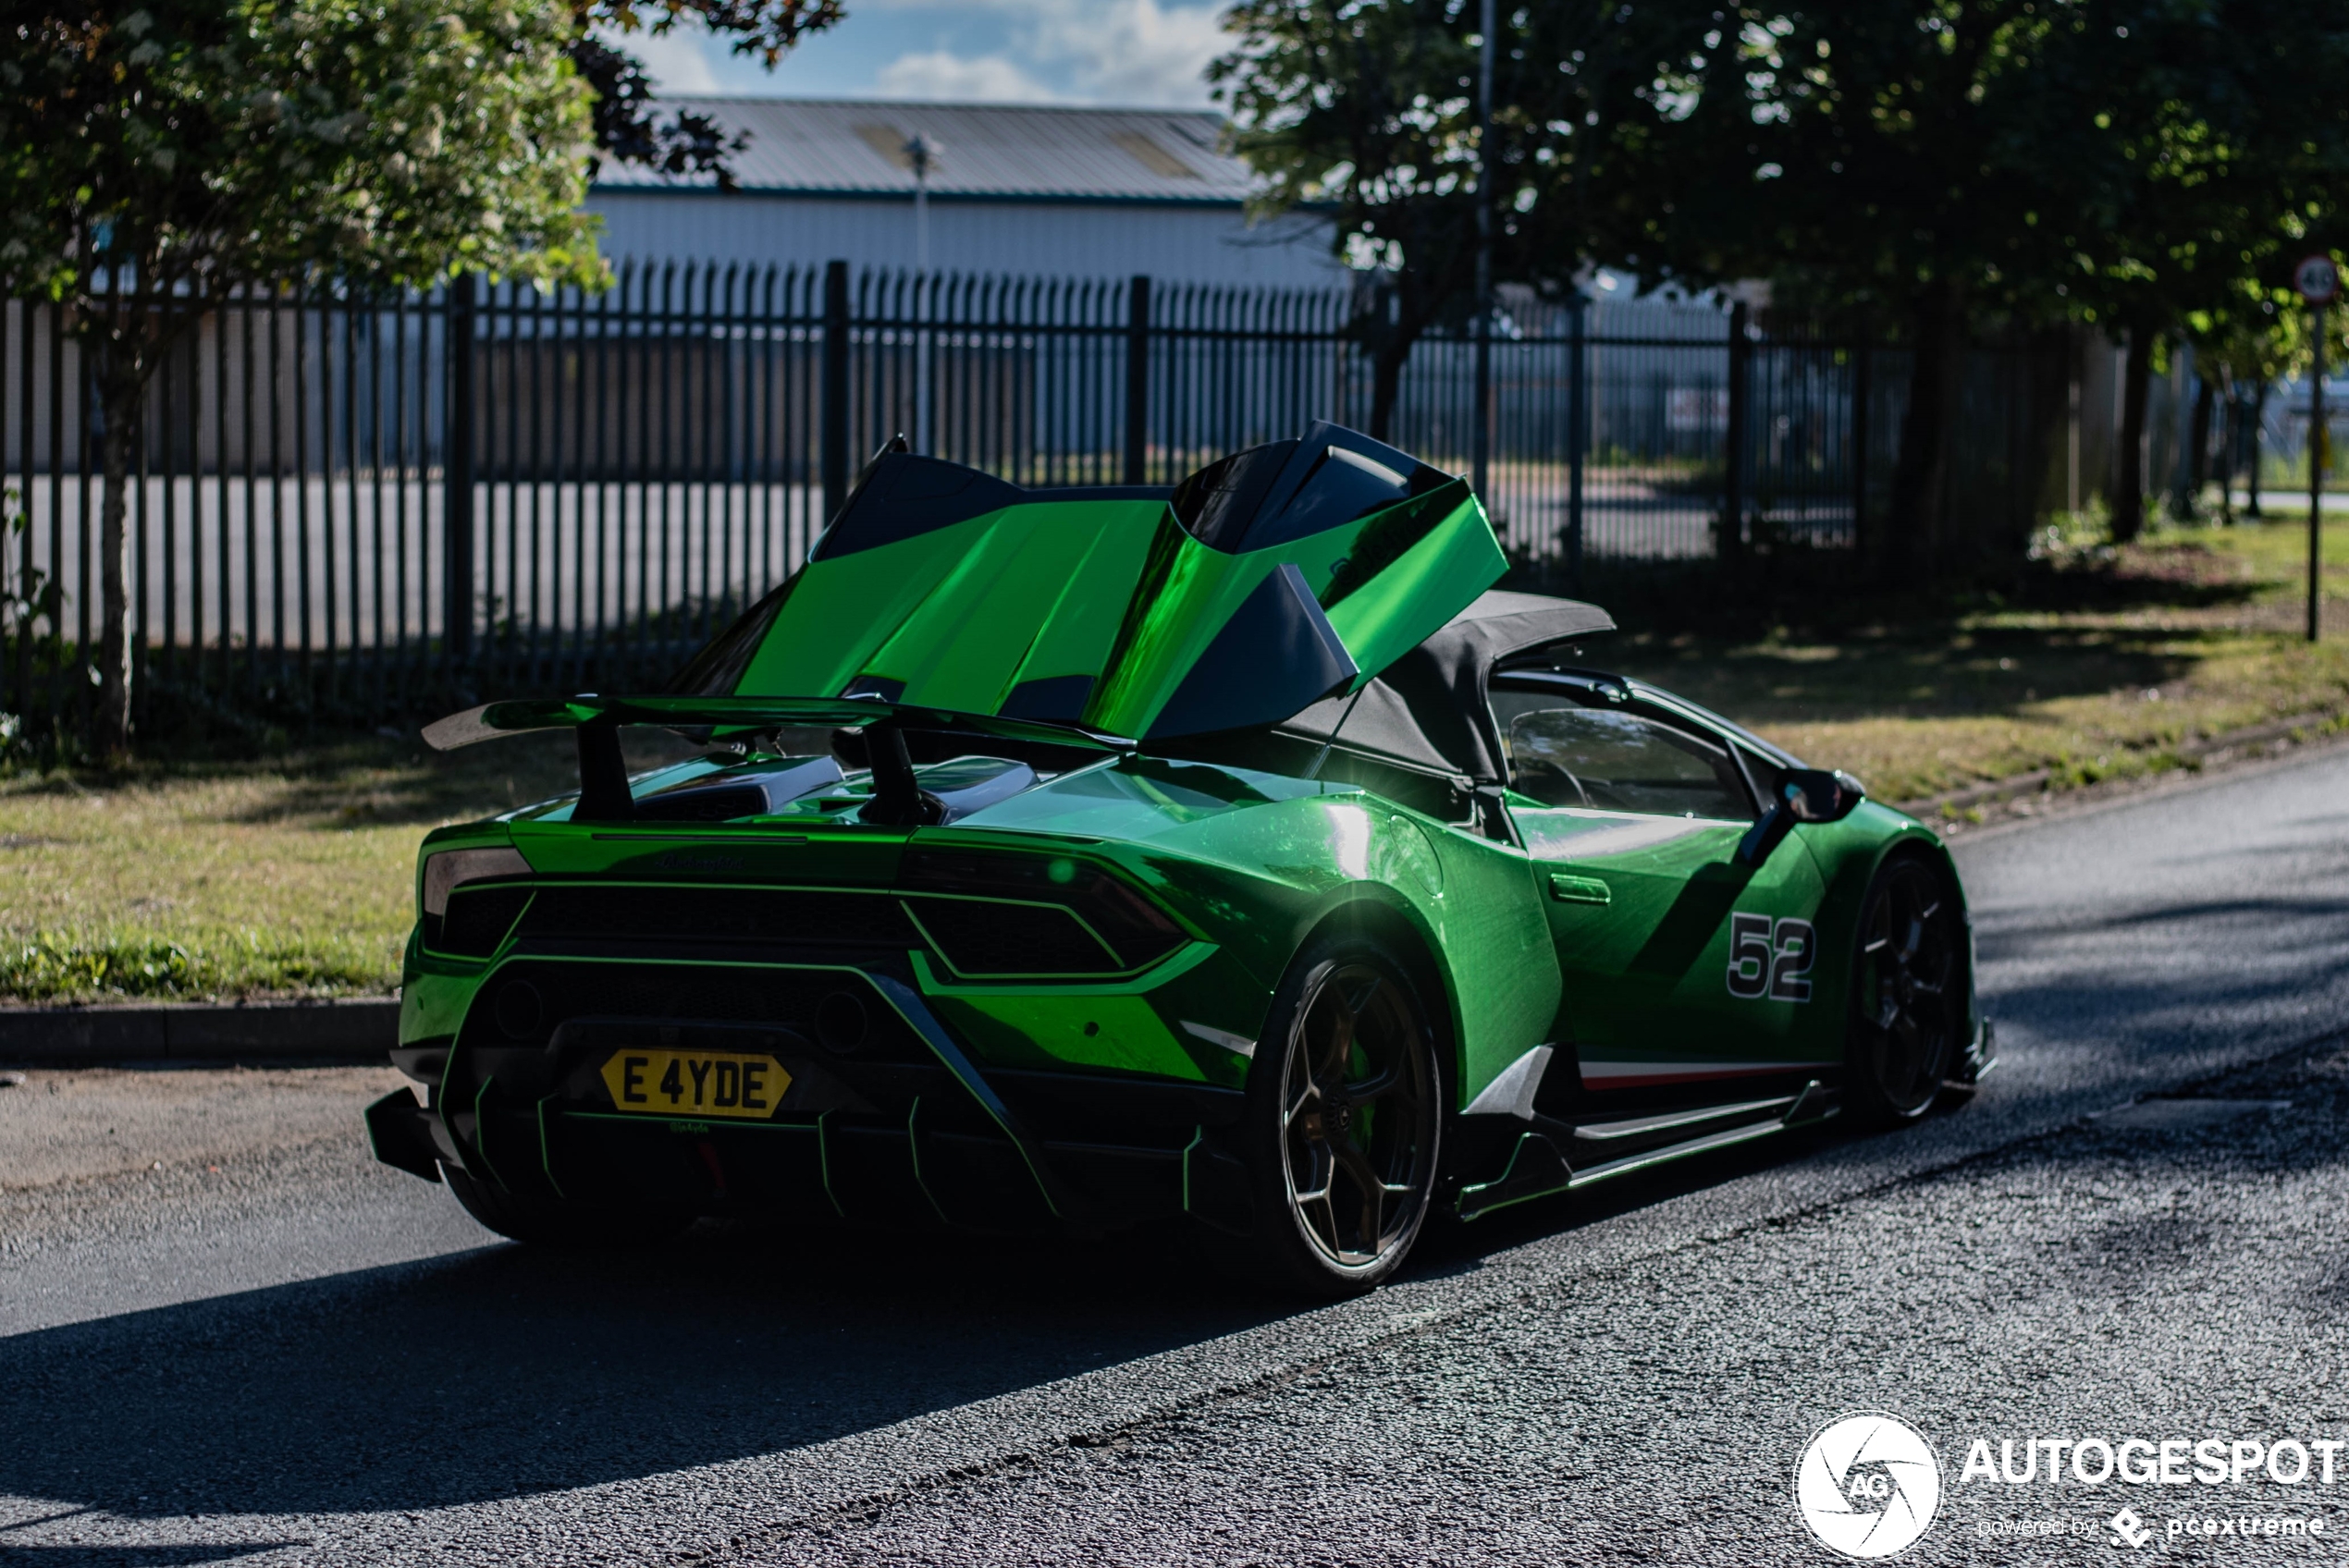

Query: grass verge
[[1606, 515, 2349, 809], [0, 731, 592, 1005]]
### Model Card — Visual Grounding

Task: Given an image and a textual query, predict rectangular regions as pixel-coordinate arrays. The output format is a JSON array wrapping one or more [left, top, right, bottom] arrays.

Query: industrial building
[[586, 98, 1340, 286]]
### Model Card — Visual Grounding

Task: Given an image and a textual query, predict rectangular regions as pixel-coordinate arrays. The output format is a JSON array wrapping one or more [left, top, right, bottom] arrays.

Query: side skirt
[[1454, 1079, 1839, 1221]]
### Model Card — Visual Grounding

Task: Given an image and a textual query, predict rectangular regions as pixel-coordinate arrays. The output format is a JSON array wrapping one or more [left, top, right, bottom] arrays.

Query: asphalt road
[[5, 744, 2349, 1565]]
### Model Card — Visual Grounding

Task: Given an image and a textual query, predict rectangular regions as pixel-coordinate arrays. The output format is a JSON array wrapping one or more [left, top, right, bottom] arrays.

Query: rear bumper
[[379, 953, 1252, 1236]]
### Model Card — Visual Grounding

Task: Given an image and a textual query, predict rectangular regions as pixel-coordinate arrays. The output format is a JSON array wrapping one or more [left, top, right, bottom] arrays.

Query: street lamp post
[[1471, 0, 1494, 508]]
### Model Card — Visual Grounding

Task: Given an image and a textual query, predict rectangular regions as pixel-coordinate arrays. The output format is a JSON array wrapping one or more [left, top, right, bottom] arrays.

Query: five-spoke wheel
[[1224, 933, 1441, 1294], [1846, 853, 1962, 1124]]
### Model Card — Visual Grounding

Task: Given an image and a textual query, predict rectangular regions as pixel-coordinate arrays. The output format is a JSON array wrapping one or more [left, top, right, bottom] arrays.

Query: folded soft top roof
[[1276, 591, 1617, 784]]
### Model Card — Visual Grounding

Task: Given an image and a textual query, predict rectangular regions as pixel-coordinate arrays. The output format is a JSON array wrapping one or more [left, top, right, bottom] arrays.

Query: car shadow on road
[[0, 1219, 1277, 1525], [0, 1110, 1950, 1531]]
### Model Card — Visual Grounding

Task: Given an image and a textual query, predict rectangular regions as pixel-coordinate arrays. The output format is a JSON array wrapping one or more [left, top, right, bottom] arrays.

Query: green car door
[[1492, 678, 1833, 1102]]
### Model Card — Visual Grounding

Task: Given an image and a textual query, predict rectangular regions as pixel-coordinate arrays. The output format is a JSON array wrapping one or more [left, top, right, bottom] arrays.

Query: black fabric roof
[[1277, 591, 1615, 784]]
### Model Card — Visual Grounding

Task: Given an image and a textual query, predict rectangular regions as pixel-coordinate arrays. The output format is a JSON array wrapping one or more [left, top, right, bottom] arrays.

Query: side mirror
[[1735, 768, 1865, 867], [1783, 767, 1865, 824]]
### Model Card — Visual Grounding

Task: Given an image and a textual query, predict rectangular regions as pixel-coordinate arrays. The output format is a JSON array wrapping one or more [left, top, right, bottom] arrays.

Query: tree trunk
[[1884, 278, 1964, 582], [2247, 381, 2266, 518], [2187, 374, 2216, 518], [95, 369, 138, 757], [2017, 325, 2072, 553], [2112, 325, 2153, 544]]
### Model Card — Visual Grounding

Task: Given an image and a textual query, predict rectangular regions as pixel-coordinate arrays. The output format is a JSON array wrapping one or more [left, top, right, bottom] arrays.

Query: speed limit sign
[[2297, 254, 2340, 305]]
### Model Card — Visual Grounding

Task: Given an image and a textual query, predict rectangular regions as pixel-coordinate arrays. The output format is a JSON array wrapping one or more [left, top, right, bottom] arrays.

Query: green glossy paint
[[1415, 819, 1564, 1108], [932, 990, 1209, 1081], [716, 477, 1502, 736], [1516, 805, 1833, 1071], [390, 435, 1980, 1240], [1085, 484, 1505, 738], [733, 497, 1167, 708]]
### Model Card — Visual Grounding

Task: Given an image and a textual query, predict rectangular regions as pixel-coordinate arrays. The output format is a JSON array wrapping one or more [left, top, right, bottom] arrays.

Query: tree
[[2060, 0, 2349, 540], [1615, 0, 2149, 573], [1627, 0, 2349, 560], [1211, 0, 1719, 439], [2, 0, 601, 754], [1212, 0, 1490, 440], [2184, 281, 2323, 519], [570, 0, 843, 186]]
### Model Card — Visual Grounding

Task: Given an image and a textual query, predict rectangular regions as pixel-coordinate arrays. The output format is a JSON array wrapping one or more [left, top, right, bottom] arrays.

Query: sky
[[617, 0, 1230, 109]]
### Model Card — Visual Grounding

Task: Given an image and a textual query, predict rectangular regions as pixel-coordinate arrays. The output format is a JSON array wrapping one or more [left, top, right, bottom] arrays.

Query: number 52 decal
[[1727, 913, 1815, 1002]]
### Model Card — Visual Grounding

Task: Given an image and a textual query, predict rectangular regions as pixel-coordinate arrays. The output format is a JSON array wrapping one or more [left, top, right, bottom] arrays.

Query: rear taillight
[[898, 849, 1186, 976], [419, 847, 532, 956]]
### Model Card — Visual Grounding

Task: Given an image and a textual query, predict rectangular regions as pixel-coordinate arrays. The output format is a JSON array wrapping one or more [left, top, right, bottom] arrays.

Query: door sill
[[1571, 1095, 1799, 1145], [1567, 1117, 1784, 1189]]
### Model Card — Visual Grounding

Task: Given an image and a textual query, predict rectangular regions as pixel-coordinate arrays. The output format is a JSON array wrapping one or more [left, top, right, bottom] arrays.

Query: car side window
[[1500, 705, 1754, 820]]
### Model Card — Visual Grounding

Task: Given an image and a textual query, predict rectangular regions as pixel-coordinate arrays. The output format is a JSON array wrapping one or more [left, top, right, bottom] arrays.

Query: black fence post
[[1472, 294, 1493, 506], [1851, 340, 1871, 559], [1722, 300, 1750, 567], [1125, 275, 1151, 485], [821, 260, 851, 521], [445, 272, 475, 666], [1568, 297, 1588, 593]]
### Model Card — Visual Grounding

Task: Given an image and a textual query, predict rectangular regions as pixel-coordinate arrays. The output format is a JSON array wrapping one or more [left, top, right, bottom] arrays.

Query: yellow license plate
[[598, 1048, 793, 1121]]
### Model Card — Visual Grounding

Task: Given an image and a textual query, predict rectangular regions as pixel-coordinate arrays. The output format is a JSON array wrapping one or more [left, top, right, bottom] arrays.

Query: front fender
[[1796, 802, 1982, 1052]]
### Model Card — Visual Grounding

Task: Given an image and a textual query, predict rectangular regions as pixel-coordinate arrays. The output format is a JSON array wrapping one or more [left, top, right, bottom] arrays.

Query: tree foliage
[[1, 0, 602, 751], [1212, 0, 1722, 436], [570, 0, 842, 186], [1215, 0, 2349, 562]]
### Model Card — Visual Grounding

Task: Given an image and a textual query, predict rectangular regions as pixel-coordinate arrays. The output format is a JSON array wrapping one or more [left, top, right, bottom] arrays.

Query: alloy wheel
[[1276, 959, 1438, 1271], [1853, 860, 1960, 1118]]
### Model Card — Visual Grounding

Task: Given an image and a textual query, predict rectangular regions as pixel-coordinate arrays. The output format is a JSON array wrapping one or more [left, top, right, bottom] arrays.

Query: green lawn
[[0, 732, 590, 1004], [1610, 516, 2349, 804], [6, 514, 2347, 1005]]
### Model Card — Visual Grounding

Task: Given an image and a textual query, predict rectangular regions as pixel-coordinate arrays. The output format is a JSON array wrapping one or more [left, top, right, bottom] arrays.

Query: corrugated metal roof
[[592, 98, 1258, 204]]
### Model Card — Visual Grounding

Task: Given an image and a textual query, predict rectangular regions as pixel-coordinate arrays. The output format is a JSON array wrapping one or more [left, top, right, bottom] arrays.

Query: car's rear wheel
[[1845, 851, 1963, 1126], [443, 1164, 693, 1249], [1223, 932, 1442, 1296]]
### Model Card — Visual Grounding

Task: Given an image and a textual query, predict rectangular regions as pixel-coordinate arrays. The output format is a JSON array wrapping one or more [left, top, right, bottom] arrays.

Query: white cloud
[[621, 0, 1234, 108], [874, 49, 1055, 103], [872, 0, 1227, 107], [602, 24, 724, 94], [1025, 0, 1226, 106]]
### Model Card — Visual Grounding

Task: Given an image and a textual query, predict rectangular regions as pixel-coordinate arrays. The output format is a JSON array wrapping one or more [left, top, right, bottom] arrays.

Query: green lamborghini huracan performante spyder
[[368, 423, 1992, 1294]]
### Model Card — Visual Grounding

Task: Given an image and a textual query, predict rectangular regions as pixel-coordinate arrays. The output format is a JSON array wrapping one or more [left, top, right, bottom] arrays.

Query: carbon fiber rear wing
[[420, 693, 1138, 827]]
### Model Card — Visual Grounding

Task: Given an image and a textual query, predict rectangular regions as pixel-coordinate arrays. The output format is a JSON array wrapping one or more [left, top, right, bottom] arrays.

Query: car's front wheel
[[1223, 932, 1443, 1296], [1844, 851, 1963, 1126]]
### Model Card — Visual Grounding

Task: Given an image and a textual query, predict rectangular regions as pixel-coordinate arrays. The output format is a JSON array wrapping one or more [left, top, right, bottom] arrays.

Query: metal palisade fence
[[1, 261, 2053, 741]]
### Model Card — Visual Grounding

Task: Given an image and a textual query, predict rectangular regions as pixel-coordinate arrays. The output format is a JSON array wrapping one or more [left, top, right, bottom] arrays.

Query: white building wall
[[586, 193, 1341, 288]]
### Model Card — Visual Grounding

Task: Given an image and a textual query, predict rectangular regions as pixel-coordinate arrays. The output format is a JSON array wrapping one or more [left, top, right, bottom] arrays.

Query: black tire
[[442, 1164, 693, 1249], [1844, 851, 1964, 1126], [1222, 932, 1443, 1296]]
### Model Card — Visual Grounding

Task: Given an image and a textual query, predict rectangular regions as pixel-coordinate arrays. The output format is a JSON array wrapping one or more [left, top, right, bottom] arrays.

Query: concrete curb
[[1894, 706, 2347, 820], [0, 997, 398, 1066]]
